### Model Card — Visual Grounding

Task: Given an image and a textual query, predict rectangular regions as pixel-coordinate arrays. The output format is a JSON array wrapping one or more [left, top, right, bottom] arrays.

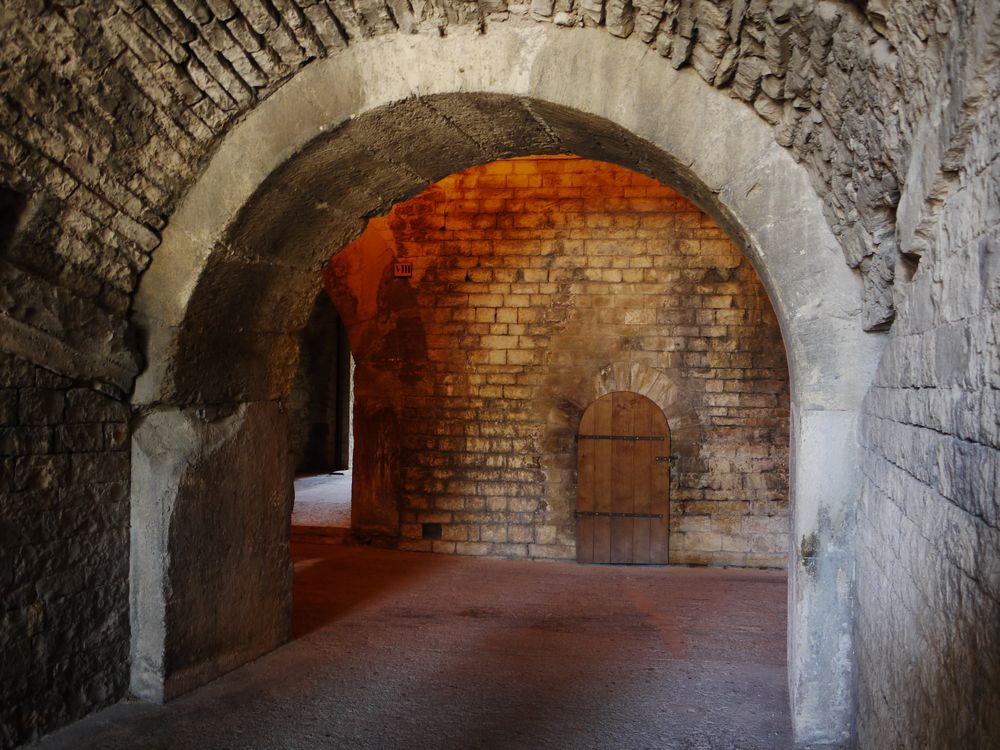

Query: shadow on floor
[[34, 546, 793, 750], [292, 541, 453, 637]]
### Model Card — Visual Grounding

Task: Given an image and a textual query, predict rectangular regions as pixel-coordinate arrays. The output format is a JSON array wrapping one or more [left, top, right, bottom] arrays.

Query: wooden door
[[576, 391, 670, 564]]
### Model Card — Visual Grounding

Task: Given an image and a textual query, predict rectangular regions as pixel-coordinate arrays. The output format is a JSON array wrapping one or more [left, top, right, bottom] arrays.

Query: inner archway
[[128, 25, 885, 746], [287, 292, 355, 544], [326, 155, 790, 570]]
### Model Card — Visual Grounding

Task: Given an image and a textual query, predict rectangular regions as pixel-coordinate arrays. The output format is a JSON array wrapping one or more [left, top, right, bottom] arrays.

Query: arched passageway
[[325, 155, 790, 569], [129, 26, 884, 745], [286, 293, 355, 542]]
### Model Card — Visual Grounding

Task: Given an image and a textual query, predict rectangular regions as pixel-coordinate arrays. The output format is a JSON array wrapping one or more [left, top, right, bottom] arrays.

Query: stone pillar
[[129, 401, 293, 702], [787, 408, 861, 745]]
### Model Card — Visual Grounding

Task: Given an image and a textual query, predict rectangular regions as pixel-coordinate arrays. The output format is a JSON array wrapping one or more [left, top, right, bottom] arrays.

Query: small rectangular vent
[[422, 522, 442, 540]]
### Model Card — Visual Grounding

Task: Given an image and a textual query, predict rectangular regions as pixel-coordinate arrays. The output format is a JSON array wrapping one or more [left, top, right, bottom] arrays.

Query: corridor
[[35, 546, 791, 749]]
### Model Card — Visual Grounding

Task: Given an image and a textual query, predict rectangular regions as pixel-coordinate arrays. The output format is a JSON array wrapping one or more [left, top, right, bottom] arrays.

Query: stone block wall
[[0, 353, 129, 749], [855, 65, 1000, 747], [327, 156, 789, 566], [0, 1, 955, 339]]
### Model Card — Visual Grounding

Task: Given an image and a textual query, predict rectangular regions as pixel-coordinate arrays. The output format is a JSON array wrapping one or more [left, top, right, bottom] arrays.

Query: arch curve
[[130, 25, 884, 746], [134, 25, 882, 411]]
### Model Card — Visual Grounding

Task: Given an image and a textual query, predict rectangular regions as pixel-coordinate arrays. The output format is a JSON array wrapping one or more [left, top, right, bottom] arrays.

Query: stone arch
[[592, 361, 699, 430], [542, 362, 701, 492], [591, 362, 701, 486], [129, 25, 885, 746], [586, 363, 702, 557]]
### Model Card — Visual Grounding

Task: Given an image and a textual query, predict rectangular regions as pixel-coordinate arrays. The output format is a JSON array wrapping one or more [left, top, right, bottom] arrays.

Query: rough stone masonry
[[0, 0, 977, 348], [0, 1, 997, 749]]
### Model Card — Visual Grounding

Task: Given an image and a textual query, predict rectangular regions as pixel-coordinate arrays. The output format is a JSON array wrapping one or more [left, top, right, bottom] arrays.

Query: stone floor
[[34, 544, 793, 749], [292, 471, 353, 528]]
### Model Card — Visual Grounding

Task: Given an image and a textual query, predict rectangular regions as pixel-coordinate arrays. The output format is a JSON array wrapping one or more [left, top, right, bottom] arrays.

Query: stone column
[[129, 401, 293, 702], [787, 407, 862, 743]]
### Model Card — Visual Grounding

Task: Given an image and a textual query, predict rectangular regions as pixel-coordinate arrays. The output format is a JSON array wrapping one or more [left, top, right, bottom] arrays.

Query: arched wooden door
[[576, 391, 670, 565]]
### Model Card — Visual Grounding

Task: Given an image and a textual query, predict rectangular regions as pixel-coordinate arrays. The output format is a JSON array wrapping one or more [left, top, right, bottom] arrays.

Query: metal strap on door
[[574, 511, 665, 519], [577, 433, 676, 466], [576, 434, 666, 442]]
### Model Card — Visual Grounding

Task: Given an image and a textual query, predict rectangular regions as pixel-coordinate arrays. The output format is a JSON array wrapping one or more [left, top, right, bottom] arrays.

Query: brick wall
[[0, 353, 130, 748], [327, 156, 789, 567]]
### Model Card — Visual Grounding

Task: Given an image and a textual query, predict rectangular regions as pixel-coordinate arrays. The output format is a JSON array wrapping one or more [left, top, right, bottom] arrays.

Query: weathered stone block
[[17, 388, 65, 425], [66, 389, 128, 423], [0, 426, 51, 456], [13, 454, 69, 491], [55, 423, 105, 453], [0, 389, 17, 426]]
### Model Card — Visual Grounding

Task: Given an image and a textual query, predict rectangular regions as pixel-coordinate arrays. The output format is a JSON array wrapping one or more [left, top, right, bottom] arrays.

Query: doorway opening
[[131, 72, 882, 741], [288, 292, 353, 544]]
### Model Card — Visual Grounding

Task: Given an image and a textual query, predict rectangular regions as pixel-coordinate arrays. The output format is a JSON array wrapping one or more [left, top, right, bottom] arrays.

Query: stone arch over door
[[129, 25, 885, 745], [542, 361, 703, 566], [592, 361, 701, 473]]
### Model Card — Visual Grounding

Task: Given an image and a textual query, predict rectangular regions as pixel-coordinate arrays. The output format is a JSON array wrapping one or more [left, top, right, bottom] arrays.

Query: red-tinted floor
[[36, 543, 793, 749]]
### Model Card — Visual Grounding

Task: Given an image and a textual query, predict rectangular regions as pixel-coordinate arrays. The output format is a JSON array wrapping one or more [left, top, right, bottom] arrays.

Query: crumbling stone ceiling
[[0, 0, 987, 358]]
